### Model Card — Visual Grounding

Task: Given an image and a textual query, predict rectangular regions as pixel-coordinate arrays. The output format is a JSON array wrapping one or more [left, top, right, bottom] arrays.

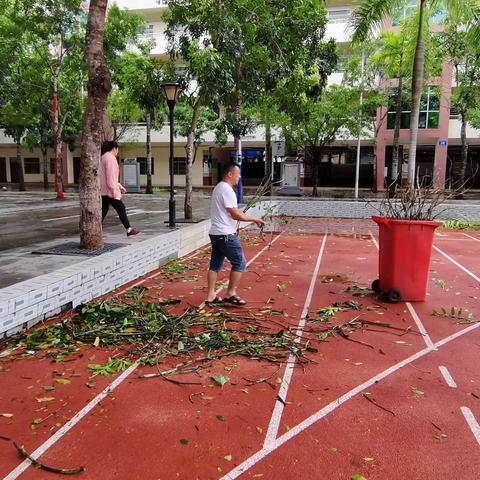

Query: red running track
[[0, 219, 479, 480]]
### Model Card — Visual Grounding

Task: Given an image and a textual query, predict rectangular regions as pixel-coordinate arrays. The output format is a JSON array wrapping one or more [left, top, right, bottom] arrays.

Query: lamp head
[[161, 82, 180, 105]]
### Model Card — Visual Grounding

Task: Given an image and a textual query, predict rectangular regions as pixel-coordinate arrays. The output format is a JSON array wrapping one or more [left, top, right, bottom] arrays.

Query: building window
[[328, 9, 350, 24], [138, 24, 154, 39], [391, 0, 417, 27], [430, 8, 447, 25], [24, 157, 40, 174], [173, 157, 186, 175], [335, 56, 349, 72], [387, 86, 440, 130], [137, 157, 155, 175]]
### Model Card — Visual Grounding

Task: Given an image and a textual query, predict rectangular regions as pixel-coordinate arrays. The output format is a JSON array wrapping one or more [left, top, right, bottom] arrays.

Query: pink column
[[433, 62, 453, 189]]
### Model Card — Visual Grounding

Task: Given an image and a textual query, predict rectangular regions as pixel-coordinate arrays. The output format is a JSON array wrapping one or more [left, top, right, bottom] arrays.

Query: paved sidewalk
[[1, 195, 480, 289]]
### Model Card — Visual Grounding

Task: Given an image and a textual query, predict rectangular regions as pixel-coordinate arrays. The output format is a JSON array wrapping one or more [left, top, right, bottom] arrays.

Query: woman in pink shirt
[[100, 141, 139, 236]]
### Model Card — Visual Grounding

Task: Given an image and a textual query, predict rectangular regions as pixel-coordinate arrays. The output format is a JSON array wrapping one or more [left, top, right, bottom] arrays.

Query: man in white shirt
[[207, 162, 265, 305]]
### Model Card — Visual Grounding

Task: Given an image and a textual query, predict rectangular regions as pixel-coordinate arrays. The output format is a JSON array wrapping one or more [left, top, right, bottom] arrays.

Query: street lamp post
[[161, 82, 180, 228]]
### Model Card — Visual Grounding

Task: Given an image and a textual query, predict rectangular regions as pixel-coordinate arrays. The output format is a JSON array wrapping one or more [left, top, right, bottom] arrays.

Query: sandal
[[205, 296, 223, 306], [225, 295, 247, 306]]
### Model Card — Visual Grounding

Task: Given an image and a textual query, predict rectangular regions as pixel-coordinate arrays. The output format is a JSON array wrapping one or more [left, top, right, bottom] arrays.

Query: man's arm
[[227, 207, 266, 227]]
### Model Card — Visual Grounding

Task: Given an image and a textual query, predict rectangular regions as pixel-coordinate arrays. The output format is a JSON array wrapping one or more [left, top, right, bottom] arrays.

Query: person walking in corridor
[[100, 141, 139, 237]]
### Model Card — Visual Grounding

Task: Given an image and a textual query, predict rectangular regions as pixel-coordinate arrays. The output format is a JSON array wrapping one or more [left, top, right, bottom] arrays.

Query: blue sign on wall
[[439, 140, 448, 146]]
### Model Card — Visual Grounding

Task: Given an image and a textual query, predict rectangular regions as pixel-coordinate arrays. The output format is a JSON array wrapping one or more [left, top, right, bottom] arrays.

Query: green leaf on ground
[[211, 375, 229, 387], [56, 379, 71, 385]]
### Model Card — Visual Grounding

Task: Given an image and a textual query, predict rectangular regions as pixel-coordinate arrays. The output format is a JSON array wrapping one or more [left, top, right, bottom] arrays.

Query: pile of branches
[[3, 289, 307, 377], [3, 287, 418, 379]]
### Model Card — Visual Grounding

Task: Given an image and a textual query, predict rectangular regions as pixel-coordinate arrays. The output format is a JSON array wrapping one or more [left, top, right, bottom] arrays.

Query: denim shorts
[[209, 233, 247, 273]]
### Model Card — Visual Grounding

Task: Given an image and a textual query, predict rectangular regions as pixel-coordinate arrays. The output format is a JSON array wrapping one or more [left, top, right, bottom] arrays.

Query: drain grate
[[32, 242, 127, 257]]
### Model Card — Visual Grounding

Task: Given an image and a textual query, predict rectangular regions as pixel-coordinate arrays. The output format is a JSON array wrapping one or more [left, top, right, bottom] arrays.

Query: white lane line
[[439, 366, 457, 388], [406, 302, 435, 349], [41, 214, 79, 222], [4, 363, 139, 480], [263, 234, 327, 448], [460, 406, 480, 446], [433, 245, 480, 283], [221, 321, 480, 479], [368, 231, 379, 249], [128, 209, 169, 216], [5, 236, 276, 480], [463, 233, 480, 242], [198, 233, 283, 310]]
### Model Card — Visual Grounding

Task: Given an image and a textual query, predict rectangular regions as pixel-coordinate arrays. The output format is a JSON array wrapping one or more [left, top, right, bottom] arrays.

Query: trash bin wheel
[[371, 279, 381, 294], [386, 288, 402, 303]]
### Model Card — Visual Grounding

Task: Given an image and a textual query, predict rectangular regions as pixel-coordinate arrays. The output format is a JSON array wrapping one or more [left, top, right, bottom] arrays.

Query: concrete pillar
[[376, 143, 386, 191]]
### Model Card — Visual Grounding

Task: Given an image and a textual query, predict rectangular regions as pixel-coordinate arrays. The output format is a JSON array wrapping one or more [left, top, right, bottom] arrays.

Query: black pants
[[101, 196, 130, 230]]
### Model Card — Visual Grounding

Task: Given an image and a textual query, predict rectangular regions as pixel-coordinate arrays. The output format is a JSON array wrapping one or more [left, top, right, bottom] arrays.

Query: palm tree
[[373, 30, 410, 187], [351, 0, 480, 187]]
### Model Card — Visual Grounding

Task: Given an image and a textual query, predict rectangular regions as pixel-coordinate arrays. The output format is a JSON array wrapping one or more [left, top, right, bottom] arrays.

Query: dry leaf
[[36, 397, 55, 403], [1, 413, 14, 418], [56, 379, 71, 385]]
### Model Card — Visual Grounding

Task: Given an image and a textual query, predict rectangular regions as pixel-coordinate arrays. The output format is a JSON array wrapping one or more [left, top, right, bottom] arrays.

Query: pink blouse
[[100, 151, 122, 200]]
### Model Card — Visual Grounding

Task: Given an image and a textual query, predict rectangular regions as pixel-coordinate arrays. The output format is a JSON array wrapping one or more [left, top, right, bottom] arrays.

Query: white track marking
[[221, 322, 480, 479], [463, 233, 480, 242], [198, 233, 283, 309], [461, 407, 480, 446], [5, 236, 277, 479], [433, 245, 480, 283], [4, 363, 139, 480], [406, 302, 435, 349], [368, 231, 379, 249], [41, 214, 79, 222], [439, 366, 457, 388], [263, 234, 327, 448]]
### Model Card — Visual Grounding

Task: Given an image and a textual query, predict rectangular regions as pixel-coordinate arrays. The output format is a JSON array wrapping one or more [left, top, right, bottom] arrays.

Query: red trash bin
[[372, 216, 442, 302]]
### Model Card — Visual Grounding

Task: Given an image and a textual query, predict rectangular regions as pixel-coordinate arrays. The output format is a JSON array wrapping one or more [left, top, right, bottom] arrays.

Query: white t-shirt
[[209, 181, 238, 235]]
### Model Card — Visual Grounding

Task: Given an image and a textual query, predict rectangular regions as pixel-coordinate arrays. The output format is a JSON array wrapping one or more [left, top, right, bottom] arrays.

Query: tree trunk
[[146, 110, 153, 194], [391, 76, 404, 189], [407, 0, 426, 186], [52, 80, 65, 197], [41, 145, 49, 191], [184, 97, 202, 219], [264, 121, 272, 195], [15, 138, 26, 191], [79, 0, 112, 250], [452, 112, 468, 197]]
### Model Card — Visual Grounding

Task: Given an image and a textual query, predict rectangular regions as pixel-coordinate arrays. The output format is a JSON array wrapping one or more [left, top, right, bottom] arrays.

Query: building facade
[[1, 0, 479, 191]]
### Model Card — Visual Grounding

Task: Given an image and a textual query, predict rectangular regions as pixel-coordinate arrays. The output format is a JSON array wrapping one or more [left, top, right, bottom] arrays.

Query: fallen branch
[[13, 442, 85, 475], [362, 393, 395, 416]]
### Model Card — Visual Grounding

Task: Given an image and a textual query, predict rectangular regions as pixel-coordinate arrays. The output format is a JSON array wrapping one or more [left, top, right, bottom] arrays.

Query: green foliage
[[442, 219, 480, 230], [88, 357, 133, 376], [115, 52, 175, 122]]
